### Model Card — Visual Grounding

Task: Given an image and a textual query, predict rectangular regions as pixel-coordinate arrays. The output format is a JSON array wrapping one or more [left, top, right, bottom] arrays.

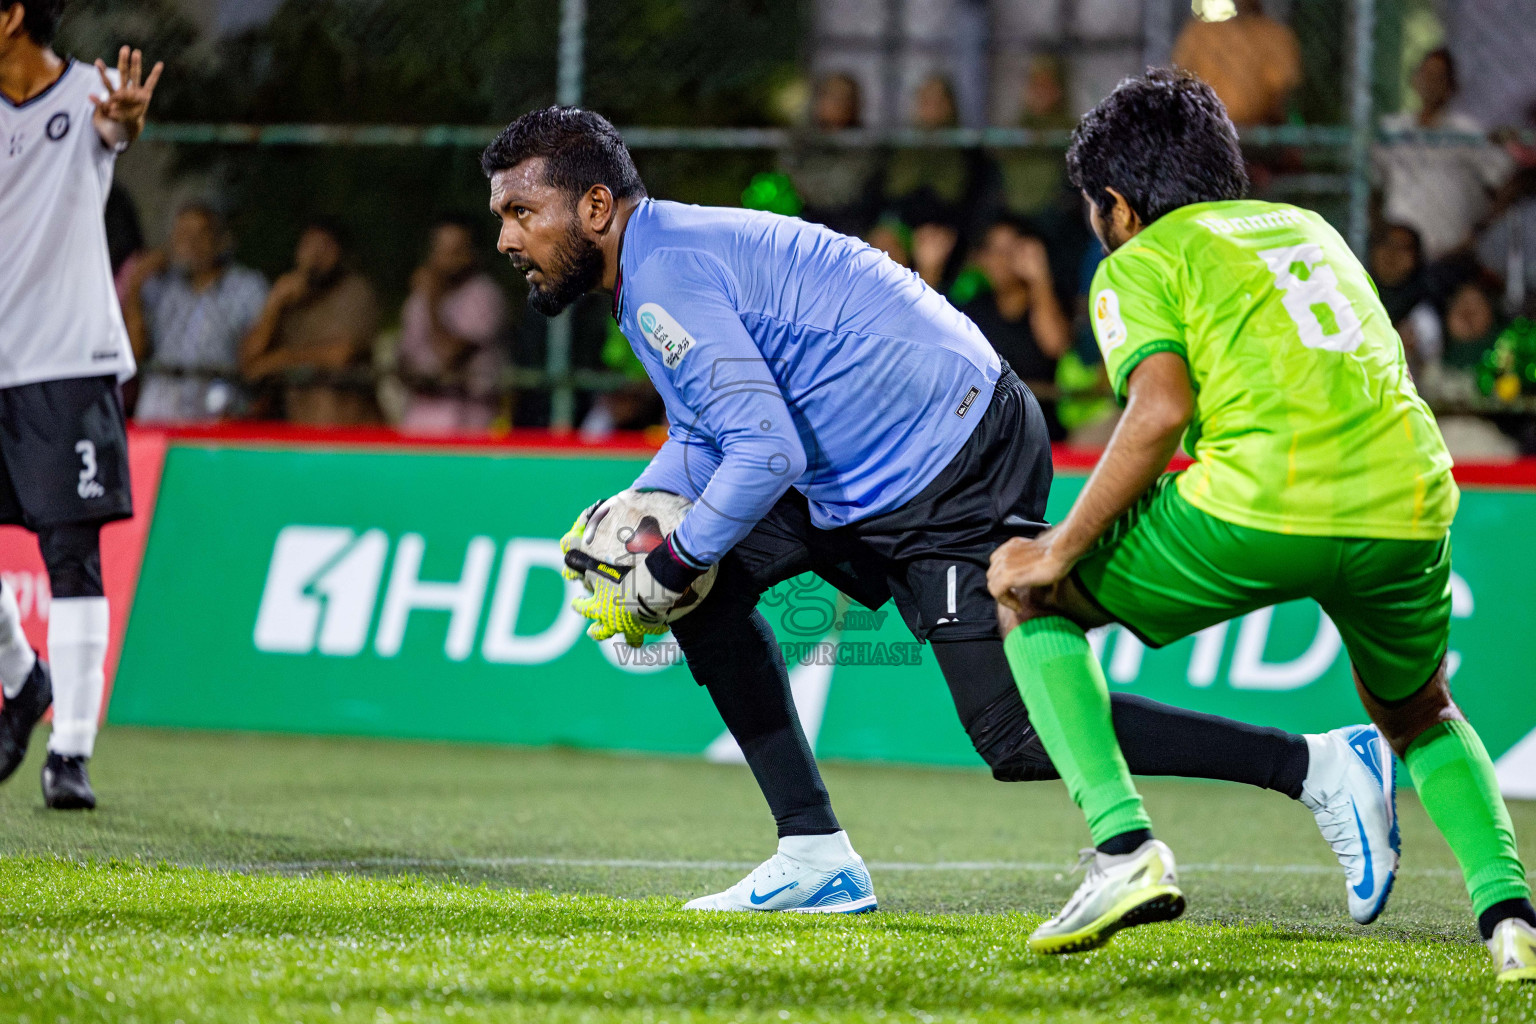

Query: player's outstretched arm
[[92, 46, 164, 150], [989, 351, 1192, 605]]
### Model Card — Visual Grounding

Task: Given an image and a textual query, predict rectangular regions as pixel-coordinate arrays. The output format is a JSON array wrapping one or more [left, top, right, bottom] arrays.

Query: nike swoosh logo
[[749, 881, 799, 905], [1349, 730, 1386, 788], [1351, 800, 1376, 900]]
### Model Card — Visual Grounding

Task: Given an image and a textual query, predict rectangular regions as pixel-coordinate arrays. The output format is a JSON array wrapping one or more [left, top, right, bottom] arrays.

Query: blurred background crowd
[[73, 0, 1536, 458]]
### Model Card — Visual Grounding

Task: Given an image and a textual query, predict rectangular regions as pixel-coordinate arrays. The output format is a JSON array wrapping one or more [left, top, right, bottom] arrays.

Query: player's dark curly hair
[[1067, 68, 1248, 226], [481, 106, 647, 204], [1, 0, 65, 45]]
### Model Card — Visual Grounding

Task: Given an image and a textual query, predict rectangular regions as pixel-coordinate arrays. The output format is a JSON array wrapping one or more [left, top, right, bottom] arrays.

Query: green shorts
[[1072, 475, 1452, 702]]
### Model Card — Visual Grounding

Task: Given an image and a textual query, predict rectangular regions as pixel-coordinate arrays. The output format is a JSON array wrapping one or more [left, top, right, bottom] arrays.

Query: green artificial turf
[[1, 727, 1532, 1022]]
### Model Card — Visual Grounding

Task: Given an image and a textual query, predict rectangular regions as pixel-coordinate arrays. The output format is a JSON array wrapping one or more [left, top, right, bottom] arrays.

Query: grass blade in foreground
[[1, 857, 1531, 1024]]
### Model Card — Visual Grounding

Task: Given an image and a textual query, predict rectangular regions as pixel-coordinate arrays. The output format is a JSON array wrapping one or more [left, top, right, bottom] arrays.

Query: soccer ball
[[575, 489, 718, 623]]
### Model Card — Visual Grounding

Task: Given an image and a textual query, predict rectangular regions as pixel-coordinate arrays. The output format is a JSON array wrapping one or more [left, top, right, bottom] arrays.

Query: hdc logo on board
[[253, 526, 590, 666], [251, 525, 1475, 690]]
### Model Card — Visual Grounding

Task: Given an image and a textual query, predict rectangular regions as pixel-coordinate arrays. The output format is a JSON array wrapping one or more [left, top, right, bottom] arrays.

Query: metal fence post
[[1142, 0, 1178, 70], [881, 0, 904, 128], [558, 0, 586, 107], [1347, 0, 1375, 257], [546, 0, 587, 431], [955, 0, 990, 128]]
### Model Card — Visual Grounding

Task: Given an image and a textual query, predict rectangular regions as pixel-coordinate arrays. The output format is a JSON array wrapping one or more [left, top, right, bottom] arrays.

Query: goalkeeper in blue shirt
[[481, 107, 1398, 918]]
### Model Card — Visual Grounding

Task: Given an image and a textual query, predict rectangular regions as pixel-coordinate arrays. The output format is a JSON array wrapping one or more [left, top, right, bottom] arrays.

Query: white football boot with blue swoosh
[[1299, 725, 1400, 924], [683, 831, 877, 914]]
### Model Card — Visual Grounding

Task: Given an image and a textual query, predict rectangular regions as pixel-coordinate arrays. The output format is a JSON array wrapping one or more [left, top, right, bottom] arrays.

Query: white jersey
[[0, 60, 136, 389]]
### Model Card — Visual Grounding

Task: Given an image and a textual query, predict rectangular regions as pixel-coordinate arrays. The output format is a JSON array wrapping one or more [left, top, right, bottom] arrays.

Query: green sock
[[1405, 720, 1531, 916], [1003, 617, 1152, 846]]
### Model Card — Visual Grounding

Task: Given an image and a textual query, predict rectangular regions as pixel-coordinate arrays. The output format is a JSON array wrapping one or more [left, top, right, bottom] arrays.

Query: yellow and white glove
[[559, 498, 608, 583], [560, 495, 701, 647], [565, 548, 687, 647]]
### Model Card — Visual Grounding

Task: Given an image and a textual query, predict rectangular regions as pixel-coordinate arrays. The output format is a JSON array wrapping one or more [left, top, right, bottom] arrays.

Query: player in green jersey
[[987, 70, 1535, 981]]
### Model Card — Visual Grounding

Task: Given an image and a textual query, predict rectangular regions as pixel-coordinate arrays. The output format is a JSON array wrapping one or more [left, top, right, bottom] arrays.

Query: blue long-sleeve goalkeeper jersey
[[618, 199, 1000, 568]]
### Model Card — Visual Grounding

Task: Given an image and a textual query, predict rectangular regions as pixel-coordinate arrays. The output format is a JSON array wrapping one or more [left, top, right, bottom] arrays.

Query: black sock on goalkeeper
[[934, 639, 1311, 798], [670, 600, 841, 838]]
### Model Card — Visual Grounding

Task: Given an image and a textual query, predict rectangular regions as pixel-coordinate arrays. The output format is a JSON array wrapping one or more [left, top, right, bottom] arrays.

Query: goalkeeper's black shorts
[[715, 362, 1053, 643]]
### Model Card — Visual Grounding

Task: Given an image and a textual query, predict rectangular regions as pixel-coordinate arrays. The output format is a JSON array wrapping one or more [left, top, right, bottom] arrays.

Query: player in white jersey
[[0, 0, 162, 809]]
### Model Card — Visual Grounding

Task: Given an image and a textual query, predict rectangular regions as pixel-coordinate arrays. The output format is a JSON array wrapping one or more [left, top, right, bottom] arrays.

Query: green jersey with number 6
[[1088, 199, 1457, 540]]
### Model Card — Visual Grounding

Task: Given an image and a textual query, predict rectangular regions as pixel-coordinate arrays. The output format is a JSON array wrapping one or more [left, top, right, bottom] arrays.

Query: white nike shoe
[[1028, 838, 1186, 955], [1488, 917, 1536, 983], [683, 831, 878, 914], [1299, 724, 1400, 925]]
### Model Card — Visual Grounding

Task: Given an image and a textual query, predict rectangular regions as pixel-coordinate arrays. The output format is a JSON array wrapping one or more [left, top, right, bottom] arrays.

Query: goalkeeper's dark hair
[[481, 106, 647, 205], [1067, 68, 1248, 226], [2, 0, 64, 45]]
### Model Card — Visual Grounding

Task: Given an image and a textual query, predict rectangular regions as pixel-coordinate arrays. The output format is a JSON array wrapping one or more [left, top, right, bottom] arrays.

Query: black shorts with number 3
[[0, 375, 134, 531]]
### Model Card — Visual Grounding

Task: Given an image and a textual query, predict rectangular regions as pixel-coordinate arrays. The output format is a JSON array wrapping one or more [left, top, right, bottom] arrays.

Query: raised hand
[[1011, 236, 1053, 288], [267, 271, 312, 311], [91, 46, 164, 147]]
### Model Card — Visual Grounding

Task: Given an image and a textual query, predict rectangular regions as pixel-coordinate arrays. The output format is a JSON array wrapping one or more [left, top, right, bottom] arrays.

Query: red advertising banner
[[0, 430, 168, 708]]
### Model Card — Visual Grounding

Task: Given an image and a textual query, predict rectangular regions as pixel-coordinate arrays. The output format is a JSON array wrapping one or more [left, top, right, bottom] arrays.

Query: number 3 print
[[76, 440, 105, 499]]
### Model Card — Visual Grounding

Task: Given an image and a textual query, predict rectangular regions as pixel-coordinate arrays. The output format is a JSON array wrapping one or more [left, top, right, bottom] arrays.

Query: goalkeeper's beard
[[524, 220, 606, 317]]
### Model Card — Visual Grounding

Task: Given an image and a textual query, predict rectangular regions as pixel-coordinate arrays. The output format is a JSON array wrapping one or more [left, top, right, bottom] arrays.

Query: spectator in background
[[1172, 0, 1300, 127], [1416, 276, 1502, 405], [865, 215, 912, 269], [1368, 222, 1442, 371], [105, 184, 144, 280], [779, 72, 884, 238], [1477, 166, 1536, 310], [1371, 222, 1432, 322], [959, 216, 1070, 438], [1376, 49, 1514, 261], [885, 75, 998, 243], [910, 208, 961, 292], [995, 55, 1076, 216], [1417, 278, 1519, 458], [396, 216, 508, 435], [122, 204, 268, 423], [241, 219, 380, 426], [1441, 279, 1504, 374], [992, 54, 1095, 302], [1494, 100, 1536, 172], [815, 72, 860, 132]]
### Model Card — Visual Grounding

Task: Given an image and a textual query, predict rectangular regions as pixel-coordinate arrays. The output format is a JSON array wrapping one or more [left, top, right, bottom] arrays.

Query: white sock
[[44, 597, 109, 758], [0, 578, 37, 699], [1298, 733, 1335, 804], [778, 830, 856, 868]]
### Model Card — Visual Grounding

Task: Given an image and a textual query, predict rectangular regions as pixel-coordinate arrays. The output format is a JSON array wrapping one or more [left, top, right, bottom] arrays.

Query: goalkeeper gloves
[[560, 495, 705, 647], [567, 551, 679, 647], [558, 498, 609, 582]]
